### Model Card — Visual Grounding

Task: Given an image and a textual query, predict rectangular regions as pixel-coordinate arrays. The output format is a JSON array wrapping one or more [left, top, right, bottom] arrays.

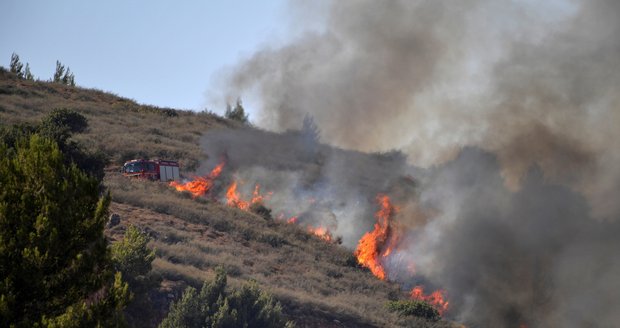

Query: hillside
[[0, 68, 234, 171], [0, 69, 458, 327]]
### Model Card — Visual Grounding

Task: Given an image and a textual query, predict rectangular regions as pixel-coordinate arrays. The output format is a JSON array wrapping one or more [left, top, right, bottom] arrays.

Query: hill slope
[[0, 68, 456, 327]]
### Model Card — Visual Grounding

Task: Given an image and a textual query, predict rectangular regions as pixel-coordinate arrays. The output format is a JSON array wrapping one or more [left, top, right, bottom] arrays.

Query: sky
[[0, 0, 295, 113]]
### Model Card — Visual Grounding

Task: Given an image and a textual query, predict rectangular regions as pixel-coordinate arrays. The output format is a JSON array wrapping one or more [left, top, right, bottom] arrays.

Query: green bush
[[386, 300, 440, 321], [111, 225, 156, 287], [159, 267, 293, 328], [160, 108, 179, 117], [40, 108, 88, 142], [0, 135, 129, 327], [37, 108, 107, 181]]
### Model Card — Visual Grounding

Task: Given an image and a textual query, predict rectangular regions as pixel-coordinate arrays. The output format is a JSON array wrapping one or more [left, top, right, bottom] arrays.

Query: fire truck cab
[[122, 159, 180, 182]]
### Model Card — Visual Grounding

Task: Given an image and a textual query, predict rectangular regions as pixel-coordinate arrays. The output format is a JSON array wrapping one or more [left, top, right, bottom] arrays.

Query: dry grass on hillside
[[105, 174, 455, 327], [1, 70, 457, 327], [0, 69, 235, 170]]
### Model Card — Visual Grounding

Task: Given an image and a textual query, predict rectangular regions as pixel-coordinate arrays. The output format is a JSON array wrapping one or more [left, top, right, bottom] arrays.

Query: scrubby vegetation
[[1, 107, 107, 181], [160, 267, 294, 328], [0, 66, 456, 327]]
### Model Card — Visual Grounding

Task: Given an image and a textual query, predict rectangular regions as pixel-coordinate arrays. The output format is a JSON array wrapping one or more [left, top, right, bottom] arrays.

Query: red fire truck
[[122, 159, 180, 182]]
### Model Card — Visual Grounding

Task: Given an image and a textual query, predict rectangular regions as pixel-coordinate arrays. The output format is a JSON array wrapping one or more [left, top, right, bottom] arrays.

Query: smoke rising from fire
[[224, 0, 620, 219], [403, 149, 620, 326], [206, 0, 620, 326]]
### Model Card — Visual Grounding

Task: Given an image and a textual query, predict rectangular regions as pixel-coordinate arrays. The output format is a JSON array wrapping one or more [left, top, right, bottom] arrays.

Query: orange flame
[[307, 226, 333, 242], [410, 286, 449, 315], [225, 180, 250, 210], [283, 214, 333, 242], [207, 161, 225, 179], [225, 181, 270, 211], [169, 161, 225, 198], [354, 194, 396, 280], [251, 184, 270, 204], [381, 226, 402, 260]]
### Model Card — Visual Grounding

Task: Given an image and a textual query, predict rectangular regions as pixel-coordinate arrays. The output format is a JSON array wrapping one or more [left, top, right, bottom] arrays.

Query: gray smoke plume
[[200, 127, 410, 246], [400, 149, 620, 327], [199, 129, 620, 326], [224, 0, 620, 218], [211, 0, 620, 326]]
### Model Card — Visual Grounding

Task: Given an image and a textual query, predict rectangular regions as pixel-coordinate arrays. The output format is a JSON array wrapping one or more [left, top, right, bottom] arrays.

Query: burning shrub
[[410, 286, 449, 316], [354, 195, 397, 280], [159, 267, 293, 328], [386, 300, 440, 321], [170, 161, 225, 198]]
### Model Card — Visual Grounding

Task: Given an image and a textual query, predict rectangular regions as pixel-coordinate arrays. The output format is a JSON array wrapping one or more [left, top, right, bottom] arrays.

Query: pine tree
[[224, 98, 249, 123], [0, 135, 129, 327], [53, 60, 75, 85], [62, 67, 75, 86], [53, 60, 65, 83], [301, 114, 320, 142], [40, 108, 89, 144], [111, 225, 156, 287], [24, 63, 34, 80], [9, 53, 24, 78]]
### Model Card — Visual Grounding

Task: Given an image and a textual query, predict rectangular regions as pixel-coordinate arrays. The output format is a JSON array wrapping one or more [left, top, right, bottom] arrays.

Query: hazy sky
[[0, 0, 294, 112]]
